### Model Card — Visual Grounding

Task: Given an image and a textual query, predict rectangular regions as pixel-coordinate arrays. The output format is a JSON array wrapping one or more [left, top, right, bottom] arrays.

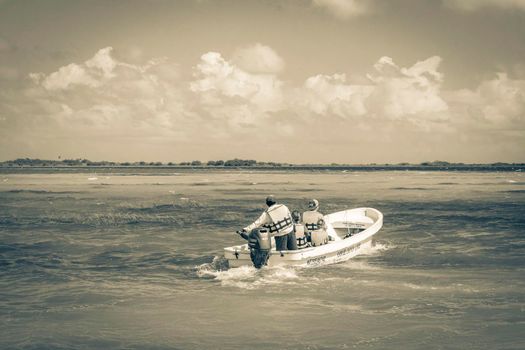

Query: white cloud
[[28, 47, 521, 136], [366, 56, 448, 120], [444, 0, 525, 11], [28, 47, 187, 137], [12, 45, 523, 162], [298, 73, 371, 118], [313, 0, 371, 19], [232, 43, 284, 74], [190, 51, 284, 127], [297, 56, 448, 121], [31, 47, 117, 90], [31, 63, 98, 90], [85, 47, 117, 79], [191, 52, 258, 99], [450, 73, 525, 125]]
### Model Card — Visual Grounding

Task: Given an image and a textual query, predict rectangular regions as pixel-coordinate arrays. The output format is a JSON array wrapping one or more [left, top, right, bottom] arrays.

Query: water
[[1, 170, 524, 349]]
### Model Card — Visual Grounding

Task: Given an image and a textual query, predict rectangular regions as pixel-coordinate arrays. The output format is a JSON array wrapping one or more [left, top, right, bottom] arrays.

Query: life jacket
[[302, 210, 328, 246], [294, 223, 309, 248], [302, 210, 324, 231], [265, 204, 293, 236]]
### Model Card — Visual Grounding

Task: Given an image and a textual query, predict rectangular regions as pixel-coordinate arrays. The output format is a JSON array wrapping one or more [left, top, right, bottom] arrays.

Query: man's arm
[[243, 211, 269, 232]]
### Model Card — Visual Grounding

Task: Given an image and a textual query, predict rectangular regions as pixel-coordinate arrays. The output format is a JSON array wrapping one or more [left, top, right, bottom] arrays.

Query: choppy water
[[1, 170, 524, 349]]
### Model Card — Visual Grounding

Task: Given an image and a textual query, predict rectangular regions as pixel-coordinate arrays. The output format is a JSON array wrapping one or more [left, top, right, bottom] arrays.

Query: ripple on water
[[1, 170, 524, 349]]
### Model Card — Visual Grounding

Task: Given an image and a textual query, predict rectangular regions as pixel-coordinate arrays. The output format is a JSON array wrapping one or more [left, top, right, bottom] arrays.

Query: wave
[[391, 187, 435, 191], [0, 212, 188, 227], [361, 241, 391, 255], [504, 180, 525, 185], [0, 202, 247, 228], [2, 189, 81, 194], [190, 182, 216, 186], [196, 256, 302, 289], [196, 243, 392, 289], [333, 243, 392, 271], [213, 188, 266, 193], [126, 200, 204, 213], [295, 188, 326, 192]]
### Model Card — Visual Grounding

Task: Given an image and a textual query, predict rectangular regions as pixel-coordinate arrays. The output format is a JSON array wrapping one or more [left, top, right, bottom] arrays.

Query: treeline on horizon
[[1, 158, 523, 168]]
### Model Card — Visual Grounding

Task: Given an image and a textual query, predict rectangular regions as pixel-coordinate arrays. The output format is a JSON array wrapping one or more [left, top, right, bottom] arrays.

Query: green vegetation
[[0, 158, 523, 169], [0, 158, 265, 167]]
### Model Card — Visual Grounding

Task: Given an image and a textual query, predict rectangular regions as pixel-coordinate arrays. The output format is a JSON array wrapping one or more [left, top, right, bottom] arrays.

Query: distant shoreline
[[1, 164, 523, 173], [1, 158, 524, 173]]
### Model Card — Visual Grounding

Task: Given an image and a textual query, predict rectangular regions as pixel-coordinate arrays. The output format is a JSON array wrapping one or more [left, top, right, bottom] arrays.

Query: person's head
[[291, 210, 301, 223], [266, 195, 276, 207], [308, 199, 319, 211]]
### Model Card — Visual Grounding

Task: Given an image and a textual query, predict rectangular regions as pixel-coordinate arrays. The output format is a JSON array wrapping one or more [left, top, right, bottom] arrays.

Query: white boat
[[224, 207, 383, 268]]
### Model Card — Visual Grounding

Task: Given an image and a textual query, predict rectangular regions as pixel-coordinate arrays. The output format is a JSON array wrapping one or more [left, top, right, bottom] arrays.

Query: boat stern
[[224, 244, 253, 267]]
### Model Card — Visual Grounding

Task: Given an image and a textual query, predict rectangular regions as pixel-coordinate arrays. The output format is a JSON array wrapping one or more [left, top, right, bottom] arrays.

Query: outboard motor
[[247, 228, 272, 268]]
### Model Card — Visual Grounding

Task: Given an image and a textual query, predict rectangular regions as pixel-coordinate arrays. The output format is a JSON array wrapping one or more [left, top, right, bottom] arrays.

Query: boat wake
[[196, 256, 300, 289], [196, 242, 390, 289], [360, 241, 391, 255]]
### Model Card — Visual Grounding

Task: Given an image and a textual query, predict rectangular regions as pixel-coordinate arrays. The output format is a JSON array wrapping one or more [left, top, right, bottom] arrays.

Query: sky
[[0, 0, 524, 164]]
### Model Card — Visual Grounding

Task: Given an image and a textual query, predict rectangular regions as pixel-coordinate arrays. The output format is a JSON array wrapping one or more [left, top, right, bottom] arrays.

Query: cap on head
[[308, 199, 319, 211], [266, 195, 276, 206]]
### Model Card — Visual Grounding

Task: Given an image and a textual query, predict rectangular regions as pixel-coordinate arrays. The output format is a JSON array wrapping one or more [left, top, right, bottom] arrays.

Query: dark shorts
[[287, 230, 298, 250], [274, 232, 298, 251], [274, 235, 288, 251]]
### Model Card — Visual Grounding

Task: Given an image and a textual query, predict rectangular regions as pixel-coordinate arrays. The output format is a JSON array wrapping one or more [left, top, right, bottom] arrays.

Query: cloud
[[28, 47, 187, 138], [28, 46, 287, 140], [26, 46, 522, 134], [297, 73, 372, 118], [313, 0, 372, 19], [444, 0, 525, 11], [84, 47, 117, 78], [449, 73, 525, 125], [366, 56, 448, 120], [190, 51, 284, 127], [232, 43, 284, 74], [296, 56, 448, 122], [30, 47, 116, 90], [312, 0, 525, 16], [4, 45, 522, 162]]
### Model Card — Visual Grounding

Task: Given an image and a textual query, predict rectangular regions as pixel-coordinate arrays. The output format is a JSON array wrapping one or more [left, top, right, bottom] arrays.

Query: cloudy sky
[[0, 0, 524, 163]]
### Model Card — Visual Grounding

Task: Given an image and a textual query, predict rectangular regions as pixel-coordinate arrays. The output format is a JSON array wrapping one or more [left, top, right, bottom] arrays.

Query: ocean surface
[[0, 169, 524, 349]]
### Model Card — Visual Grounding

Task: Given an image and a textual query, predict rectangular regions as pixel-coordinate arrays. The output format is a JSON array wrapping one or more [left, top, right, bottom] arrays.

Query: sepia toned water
[[1, 169, 524, 350]]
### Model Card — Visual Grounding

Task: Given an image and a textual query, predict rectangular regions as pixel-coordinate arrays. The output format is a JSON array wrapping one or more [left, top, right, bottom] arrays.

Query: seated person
[[302, 199, 324, 230], [302, 199, 328, 246], [291, 210, 308, 248]]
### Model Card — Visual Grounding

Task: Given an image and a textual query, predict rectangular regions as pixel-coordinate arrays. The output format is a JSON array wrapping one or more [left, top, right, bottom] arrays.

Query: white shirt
[[243, 203, 293, 236]]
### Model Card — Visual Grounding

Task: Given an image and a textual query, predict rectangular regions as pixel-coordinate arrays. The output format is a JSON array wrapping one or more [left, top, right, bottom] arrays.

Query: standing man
[[242, 195, 296, 251]]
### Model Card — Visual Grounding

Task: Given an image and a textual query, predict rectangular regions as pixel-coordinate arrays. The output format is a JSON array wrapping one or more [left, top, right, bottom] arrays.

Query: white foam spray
[[196, 256, 300, 289]]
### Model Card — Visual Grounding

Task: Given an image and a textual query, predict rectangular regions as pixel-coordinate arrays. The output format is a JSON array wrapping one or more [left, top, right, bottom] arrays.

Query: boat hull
[[224, 207, 383, 268]]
